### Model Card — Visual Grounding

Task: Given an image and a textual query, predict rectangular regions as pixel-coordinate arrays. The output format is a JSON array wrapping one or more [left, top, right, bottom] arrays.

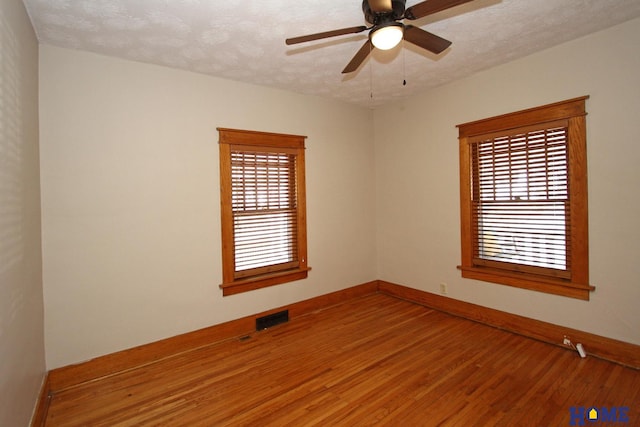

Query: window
[[457, 97, 593, 300], [218, 128, 309, 296]]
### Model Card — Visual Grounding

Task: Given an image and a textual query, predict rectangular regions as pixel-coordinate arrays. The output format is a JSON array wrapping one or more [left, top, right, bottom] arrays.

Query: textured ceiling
[[23, 0, 640, 108]]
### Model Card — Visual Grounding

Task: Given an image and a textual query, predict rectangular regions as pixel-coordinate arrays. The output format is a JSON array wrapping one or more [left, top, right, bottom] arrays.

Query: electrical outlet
[[439, 283, 448, 295]]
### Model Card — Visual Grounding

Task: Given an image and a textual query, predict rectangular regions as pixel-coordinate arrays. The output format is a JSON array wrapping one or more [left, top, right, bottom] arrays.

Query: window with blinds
[[470, 121, 570, 279], [231, 150, 299, 277], [218, 128, 309, 296], [457, 97, 593, 300]]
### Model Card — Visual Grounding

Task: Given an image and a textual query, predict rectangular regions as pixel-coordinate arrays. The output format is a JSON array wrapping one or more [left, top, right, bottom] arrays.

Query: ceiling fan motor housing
[[362, 0, 407, 25]]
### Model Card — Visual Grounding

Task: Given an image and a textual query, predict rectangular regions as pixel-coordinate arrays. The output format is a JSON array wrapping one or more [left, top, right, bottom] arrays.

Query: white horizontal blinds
[[470, 120, 571, 279], [231, 149, 299, 278]]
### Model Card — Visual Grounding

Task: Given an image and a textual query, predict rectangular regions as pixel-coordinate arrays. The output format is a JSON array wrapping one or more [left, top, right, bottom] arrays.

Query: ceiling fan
[[285, 0, 474, 73]]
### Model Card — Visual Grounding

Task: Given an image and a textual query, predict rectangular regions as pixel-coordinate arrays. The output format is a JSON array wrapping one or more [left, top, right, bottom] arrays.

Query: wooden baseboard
[[30, 374, 50, 427], [46, 280, 379, 394], [378, 280, 640, 369]]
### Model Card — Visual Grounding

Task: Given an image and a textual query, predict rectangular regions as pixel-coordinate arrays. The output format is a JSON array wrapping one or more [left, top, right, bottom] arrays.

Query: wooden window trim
[[457, 97, 594, 300], [218, 128, 310, 296]]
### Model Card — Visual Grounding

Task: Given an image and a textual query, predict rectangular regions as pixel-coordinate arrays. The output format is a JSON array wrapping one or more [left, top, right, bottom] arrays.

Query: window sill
[[457, 265, 594, 300], [220, 267, 311, 296]]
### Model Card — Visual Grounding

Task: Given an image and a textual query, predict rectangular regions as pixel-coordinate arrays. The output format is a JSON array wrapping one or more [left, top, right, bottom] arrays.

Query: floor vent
[[256, 310, 289, 330]]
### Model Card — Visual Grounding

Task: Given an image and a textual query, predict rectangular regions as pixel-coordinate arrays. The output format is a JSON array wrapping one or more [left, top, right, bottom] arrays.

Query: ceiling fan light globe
[[371, 24, 403, 50]]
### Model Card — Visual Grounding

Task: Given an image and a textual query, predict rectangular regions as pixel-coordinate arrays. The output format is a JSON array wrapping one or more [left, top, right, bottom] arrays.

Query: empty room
[[2, 0, 640, 425]]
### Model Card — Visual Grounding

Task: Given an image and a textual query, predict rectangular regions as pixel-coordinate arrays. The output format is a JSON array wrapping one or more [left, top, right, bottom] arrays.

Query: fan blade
[[286, 26, 367, 45], [405, 0, 474, 20], [368, 0, 393, 13], [342, 40, 373, 73], [403, 25, 451, 54]]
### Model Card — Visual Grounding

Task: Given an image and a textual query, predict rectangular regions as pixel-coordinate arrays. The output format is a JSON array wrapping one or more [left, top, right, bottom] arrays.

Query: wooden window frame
[[218, 128, 310, 296], [457, 97, 594, 300]]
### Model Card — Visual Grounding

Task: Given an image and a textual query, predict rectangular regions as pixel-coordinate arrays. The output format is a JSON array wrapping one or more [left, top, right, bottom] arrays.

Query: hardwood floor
[[44, 293, 640, 426]]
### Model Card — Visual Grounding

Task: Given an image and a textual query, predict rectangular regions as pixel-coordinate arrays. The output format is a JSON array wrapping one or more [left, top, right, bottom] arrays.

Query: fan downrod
[[362, 0, 407, 25]]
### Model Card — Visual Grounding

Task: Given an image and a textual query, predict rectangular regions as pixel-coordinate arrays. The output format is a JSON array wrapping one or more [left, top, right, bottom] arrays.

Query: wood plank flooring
[[44, 294, 640, 426]]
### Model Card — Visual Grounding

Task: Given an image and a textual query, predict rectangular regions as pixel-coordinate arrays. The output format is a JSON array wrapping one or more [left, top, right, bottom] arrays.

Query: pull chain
[[369, 43, 374, 104], [402, 39, 407, 87]]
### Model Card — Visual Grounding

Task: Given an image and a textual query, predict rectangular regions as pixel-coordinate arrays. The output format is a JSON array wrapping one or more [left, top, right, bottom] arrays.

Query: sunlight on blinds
[[472, 125, 569, 275], [231, 151, 298, 275]]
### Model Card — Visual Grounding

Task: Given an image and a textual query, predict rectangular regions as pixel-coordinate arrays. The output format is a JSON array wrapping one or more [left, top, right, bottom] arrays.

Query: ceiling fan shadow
[[372, 46, 402, 65]]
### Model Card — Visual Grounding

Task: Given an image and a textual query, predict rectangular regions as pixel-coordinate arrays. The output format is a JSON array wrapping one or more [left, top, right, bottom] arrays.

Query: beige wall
[[39, 17, 640, 372], [0, 0, 45, 424], [374, 18, 640, 345], [39, 45, 377, 369]]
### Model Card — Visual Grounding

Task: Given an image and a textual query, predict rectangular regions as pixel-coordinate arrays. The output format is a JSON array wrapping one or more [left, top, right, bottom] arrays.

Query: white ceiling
[[23, 0, 640, 108]]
